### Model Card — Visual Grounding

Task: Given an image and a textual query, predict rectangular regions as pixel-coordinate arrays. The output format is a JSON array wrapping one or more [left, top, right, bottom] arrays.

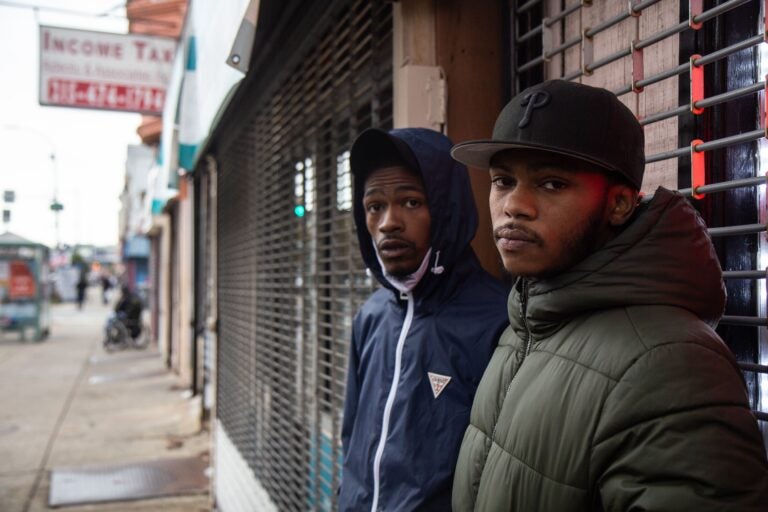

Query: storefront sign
[[39, 26, 176, 114]]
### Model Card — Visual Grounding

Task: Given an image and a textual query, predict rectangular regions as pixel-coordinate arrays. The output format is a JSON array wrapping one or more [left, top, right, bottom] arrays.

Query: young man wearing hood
[[450, 79, 768, 511], [339, 127, 508, 511]]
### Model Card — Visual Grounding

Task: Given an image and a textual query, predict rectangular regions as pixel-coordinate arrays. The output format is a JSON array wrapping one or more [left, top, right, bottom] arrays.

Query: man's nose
[[503, 186, 537, 220], [379, 206, 404, 232]]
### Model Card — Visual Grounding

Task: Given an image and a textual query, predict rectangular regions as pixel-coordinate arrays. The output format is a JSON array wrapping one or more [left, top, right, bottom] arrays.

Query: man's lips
[[377, 239, 414, 258], [494, 226, 539, 251]]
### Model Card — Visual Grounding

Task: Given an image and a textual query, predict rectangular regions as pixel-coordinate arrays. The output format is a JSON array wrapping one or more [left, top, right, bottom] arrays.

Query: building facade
[[154, 0, 768, 510]]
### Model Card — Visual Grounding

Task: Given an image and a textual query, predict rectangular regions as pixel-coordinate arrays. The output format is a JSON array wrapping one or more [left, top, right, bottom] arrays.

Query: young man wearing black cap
[[450, 80, 768, 511], [339, 127, 508, 511]]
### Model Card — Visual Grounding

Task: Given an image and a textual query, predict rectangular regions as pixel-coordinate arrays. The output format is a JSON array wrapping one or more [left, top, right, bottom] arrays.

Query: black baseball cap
[[350, 128, 421, 180], [451, 80, 645, 189]]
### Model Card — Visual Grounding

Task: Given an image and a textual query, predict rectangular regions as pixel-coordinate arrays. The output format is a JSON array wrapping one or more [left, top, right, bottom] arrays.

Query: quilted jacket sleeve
[[591, 341, 768, 511]]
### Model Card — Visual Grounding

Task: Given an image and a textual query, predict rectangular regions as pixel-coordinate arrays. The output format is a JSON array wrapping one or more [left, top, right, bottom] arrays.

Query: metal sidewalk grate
[[48, 455, 209, 507]]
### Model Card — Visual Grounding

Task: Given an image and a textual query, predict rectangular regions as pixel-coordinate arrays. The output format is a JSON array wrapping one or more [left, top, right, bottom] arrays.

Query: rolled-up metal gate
[[215, 1, 393, 510]]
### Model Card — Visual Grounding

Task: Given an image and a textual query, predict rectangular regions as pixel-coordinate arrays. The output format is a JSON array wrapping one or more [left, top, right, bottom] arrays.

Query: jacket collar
[[509, 188, 726, 341]]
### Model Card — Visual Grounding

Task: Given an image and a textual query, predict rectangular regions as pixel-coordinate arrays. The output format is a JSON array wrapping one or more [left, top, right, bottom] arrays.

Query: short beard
[[531, 200, 611, 280], [388, 265, 418, 280]]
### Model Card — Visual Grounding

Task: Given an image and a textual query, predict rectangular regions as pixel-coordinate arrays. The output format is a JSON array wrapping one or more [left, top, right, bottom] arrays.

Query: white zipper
[[370, 292, 414, 512]]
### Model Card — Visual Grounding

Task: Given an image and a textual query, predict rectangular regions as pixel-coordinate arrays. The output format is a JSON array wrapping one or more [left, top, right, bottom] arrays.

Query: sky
[[0, 1, 142, 248]]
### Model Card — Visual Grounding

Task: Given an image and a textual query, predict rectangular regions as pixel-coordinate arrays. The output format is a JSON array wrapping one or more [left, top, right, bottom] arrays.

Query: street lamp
[[1, 124, 62, 248]]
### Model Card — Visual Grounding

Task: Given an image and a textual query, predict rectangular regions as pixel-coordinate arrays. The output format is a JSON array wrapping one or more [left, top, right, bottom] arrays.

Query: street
[[0, 288, 210, 511]]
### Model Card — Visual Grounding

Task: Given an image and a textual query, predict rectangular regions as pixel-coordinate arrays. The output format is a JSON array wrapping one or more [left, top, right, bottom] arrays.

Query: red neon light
[[690, 55, 704, 115], [691, 139, 705, 200]]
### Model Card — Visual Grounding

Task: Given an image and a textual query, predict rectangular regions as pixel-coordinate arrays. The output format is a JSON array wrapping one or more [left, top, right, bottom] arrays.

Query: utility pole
[[48, 151, 63, 249]]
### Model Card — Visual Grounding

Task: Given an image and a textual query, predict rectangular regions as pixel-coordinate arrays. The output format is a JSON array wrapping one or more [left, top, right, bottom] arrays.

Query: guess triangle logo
[[427, 372, 452, 399]]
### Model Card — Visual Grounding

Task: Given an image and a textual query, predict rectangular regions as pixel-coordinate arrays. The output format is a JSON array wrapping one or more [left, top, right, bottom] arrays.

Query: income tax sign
[[39, 26, 176, 115]]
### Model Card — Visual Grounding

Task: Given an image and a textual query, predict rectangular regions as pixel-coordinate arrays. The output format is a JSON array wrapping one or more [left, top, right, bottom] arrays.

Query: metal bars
[[591, 5, 755, 81], [721, 316, 768, 326], [695, 0, 753, 23], [646, 130, 764, 164], [516, 0, 541, 15], [521, 0, 752, 81], [708, 224, 767, 237], [639, 82, 765, 125], [627, 63, 689, 93], [697, 34, 764, 66], [617, 33, 764, 97], [547, 3, 581, 25], [518, 3, 581, 43], [641, 176, 767, 224], [724, 270, 768, 280], [517, 0, 664, 48], [676, 176, 767, 197], [740, 362, 768, 374]]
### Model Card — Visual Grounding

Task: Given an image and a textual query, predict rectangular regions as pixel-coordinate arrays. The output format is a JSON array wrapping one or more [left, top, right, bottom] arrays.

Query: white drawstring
[[431, 250, 444, 274], [374, 246, 432, 293]]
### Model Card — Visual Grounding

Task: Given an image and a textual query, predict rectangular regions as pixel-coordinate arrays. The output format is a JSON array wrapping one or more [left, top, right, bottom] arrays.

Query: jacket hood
[[352, 128, 478, 295], [511, 187, 726, 339]]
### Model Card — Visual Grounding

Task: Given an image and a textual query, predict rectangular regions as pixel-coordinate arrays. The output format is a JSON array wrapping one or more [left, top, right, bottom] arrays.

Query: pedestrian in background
[[75, 269, 88, 310], [339, 127, 508, 511], [100, 271, 113, 305], [450, 79, 768, 511]]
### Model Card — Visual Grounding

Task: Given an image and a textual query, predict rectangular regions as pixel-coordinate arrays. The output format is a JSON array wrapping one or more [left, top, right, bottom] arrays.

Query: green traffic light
[[294, 205, 305, 217]]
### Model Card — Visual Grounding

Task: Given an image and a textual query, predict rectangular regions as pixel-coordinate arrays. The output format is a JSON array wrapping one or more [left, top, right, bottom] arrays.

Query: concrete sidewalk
[[0, 288, 211, 511]]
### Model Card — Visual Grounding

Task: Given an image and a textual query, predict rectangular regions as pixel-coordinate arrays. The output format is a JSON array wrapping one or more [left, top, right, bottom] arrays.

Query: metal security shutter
[[168, 201, 180, 370], [194, 160, 215, 414], [510, 0, 767, 431], [216, 1, 392, 510]]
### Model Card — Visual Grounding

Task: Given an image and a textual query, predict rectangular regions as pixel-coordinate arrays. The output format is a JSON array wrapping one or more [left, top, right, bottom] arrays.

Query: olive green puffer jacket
[[453, 188, 768, 511]]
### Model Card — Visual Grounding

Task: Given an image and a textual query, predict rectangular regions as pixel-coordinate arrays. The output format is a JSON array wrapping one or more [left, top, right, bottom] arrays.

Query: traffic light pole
[[48, 152, 63, 249]]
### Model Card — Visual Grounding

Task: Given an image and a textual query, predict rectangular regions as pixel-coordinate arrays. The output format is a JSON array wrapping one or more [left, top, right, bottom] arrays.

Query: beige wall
[[153, 213, 172, 363], [176, 178, 195, 387], [161, 178, 195, 387]]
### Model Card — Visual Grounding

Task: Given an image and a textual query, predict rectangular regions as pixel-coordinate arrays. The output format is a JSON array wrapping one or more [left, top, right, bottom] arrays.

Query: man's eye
[[491, 176, 515, 188], [404, 198, 423, 208], [541, 180, 567, 191], [365, 203, 382, 213]]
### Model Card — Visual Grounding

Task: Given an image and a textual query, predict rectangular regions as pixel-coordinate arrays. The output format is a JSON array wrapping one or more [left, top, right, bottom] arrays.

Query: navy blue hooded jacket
[[339, 128, 508, 511]]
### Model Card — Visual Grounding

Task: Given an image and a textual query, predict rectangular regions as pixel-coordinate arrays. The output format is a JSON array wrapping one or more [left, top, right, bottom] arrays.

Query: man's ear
[[607, 185, 639, 227]]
